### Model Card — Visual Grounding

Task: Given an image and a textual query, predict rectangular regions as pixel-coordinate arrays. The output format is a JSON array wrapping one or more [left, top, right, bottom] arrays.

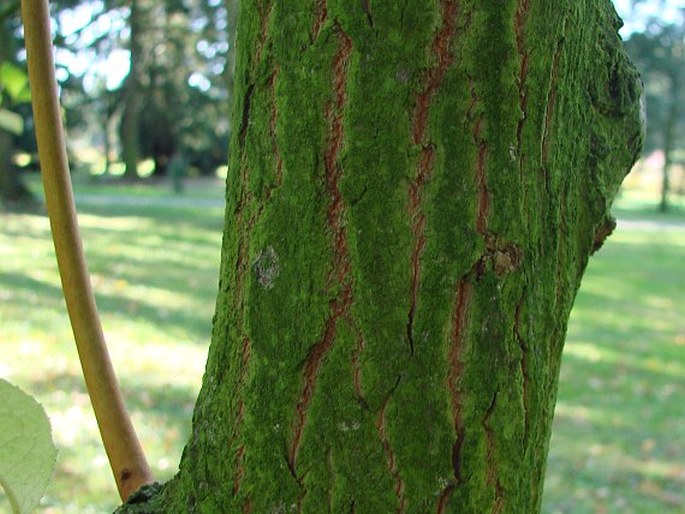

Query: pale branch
[[21, 0, 153, 501]]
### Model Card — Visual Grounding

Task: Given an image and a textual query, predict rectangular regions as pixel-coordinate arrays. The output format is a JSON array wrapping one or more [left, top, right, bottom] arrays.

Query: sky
[[614, 0, 685, 34]]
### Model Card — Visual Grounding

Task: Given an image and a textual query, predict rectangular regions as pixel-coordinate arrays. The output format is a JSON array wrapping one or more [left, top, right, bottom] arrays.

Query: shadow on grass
[[76, 202, 225, 232], [0, 270, 212, 344]]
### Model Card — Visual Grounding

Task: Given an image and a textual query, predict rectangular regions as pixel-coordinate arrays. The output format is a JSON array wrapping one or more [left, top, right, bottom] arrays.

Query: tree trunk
[[119, 0, 144, 179], [659, 76, 679, 213], [119, 1, 642, 512]]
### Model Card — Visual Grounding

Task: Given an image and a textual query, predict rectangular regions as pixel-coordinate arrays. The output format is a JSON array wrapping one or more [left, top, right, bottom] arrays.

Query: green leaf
[[0, 108, 23, 136], [0, 63, 30, 104], [0, 379, 57, 514]]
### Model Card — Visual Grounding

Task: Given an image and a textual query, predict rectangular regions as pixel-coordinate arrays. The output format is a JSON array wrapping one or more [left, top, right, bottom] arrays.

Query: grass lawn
[[1, 180, 683, 512], [542, 199, 685, 513]]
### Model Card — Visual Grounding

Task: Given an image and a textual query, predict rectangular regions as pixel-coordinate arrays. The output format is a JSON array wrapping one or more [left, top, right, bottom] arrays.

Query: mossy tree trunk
[[122, 1, 641, 512]]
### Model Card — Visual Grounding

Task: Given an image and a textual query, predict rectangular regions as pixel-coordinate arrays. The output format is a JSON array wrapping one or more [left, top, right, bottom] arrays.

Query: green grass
[[542, 205, 685, 513], [1, 183, 224, 512], [1, 180, 684, 512]]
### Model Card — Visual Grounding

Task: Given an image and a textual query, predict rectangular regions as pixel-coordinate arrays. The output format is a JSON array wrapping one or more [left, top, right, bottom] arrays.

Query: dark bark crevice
[[376, 376, 406, 513], [514, 290, 530, 439], [514, 0, 531, 159], [287, 24, 354, 476], [406, 0, 459, 358]]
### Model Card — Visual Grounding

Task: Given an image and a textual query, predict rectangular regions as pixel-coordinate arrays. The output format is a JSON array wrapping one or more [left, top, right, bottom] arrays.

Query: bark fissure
[[436, 483, 456, 514], [445, 279, 472, 493], [514, 0, 530, 158], [361, 0, 374, 27], [467, 75, 490, 237], [287, 25, 354, 475], [440, 61, 498, 505], [514, 291, 529, 439], [312, 0, 328, 41], [407, 0, 459, 356], [254, 2, 274, 65], [375, 378, 406, 513], [239, 84, 255, 148]]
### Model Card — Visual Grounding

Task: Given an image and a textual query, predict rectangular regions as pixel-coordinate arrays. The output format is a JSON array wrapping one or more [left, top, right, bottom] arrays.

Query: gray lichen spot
[[254, 245, 280, 290]]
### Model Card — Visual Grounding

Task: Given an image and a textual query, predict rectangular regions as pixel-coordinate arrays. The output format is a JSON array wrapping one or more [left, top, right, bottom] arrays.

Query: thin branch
[[21, 0, 153, 501]]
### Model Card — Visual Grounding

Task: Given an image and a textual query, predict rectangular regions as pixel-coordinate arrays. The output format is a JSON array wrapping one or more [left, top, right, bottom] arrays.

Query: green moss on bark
[[117, 1, 642, 512]]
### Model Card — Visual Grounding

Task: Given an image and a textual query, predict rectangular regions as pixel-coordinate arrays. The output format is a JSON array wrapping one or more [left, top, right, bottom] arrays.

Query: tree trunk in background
[[0, 12, 35, 209], [659, 76, 679, 212], [119, 0, 143, 179], [120, 1, 642, 512]]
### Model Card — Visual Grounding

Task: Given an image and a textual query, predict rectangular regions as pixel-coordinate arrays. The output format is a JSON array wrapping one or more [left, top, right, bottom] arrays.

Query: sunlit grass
[[543, 217, 685, 514], [1, 179, 684, 512], [1, 187, 223, 512]]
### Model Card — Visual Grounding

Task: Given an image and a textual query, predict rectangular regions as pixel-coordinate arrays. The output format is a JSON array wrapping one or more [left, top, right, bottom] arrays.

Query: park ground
[[0, 173, 683, 513]]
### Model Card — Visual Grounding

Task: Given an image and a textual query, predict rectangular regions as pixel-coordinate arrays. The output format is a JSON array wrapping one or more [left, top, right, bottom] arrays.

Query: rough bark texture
[[119, 1, 642, 512]]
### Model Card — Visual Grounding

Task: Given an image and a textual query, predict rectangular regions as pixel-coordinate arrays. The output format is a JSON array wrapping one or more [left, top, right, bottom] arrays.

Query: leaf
[[0, 63, 31, 104], [0, 108, 24, 135], [0, 379, 57, 514]]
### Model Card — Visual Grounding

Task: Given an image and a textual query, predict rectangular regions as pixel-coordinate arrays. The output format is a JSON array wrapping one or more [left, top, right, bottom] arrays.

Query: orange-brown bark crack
[[514, 0, 530, 156], [447, 280, 471, 461], [311, 0, 328, 41], [412, 0, 459, 145], [436, 484, 455, 514], [288, 25, 354, 475], [375, 378, 406, 512], [465, 74, 490, 236], [254, 2, 274, 65], [514, 291, 529, 439], [407, 0, 459, 356], [438, 274, 474, 505]]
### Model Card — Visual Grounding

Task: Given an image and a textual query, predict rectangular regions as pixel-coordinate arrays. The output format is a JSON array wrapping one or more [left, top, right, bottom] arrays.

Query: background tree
[[29, 0, 234, 179], [625, 19, 684, 211], [114, 1, 642, 512]]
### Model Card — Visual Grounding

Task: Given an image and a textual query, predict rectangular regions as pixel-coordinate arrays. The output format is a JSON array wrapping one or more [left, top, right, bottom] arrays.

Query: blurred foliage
[[622, 1, 685, 210], [0, 5, 36, 210], [625, 23, 683, 155], [0, 0, 236, 182], [50, 0, 235, 177]]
